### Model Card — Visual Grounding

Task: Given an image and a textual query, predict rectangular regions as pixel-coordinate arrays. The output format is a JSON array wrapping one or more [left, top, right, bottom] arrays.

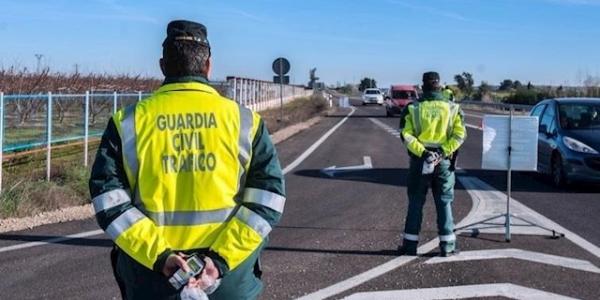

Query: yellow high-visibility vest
[[104, 82, 277, 271]]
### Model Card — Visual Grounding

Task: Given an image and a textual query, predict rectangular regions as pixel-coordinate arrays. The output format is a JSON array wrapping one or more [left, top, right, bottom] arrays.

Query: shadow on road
[[0, 233, 112, 247], [294, 168, 600, 194]]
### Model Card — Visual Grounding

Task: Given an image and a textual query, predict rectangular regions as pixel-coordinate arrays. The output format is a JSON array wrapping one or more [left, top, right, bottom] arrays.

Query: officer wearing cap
[[397, 71, 466, 257], [90, 20, 285, 299]]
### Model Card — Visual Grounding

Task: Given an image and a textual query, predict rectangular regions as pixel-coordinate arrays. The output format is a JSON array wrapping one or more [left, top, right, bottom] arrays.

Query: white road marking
[[296, 239, 439, 300], [296, 172, 484, 300], [321, 156, 373, 177], [342, 283, 578, 300], [425, 248, 600, 274], [283, 107, 356, 175], [0, 229, 104, 253], [0, 107, 357, 253], [457, 176, 600, 259]]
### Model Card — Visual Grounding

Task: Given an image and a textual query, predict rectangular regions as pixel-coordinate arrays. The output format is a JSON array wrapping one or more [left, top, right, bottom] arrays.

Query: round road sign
[[272, 57, 290, 75]]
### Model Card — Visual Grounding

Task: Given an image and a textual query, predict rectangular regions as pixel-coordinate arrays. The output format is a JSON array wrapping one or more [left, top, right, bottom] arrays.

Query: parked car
[[529, 98, 600, 186], [385, 85, 418, 117], [362, 88, 384, 105]]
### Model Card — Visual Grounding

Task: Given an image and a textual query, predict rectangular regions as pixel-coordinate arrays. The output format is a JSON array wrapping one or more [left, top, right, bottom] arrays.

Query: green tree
[[499, 79, 513, 91], [513, 80, 523, 90], [454, 72, 474, 98], [358, 77, 377, 92]]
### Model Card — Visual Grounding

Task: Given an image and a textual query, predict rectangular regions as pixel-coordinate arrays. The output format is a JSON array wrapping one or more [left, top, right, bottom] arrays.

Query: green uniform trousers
[[402, 156, 456, 253], [114, 245, 264, 300]]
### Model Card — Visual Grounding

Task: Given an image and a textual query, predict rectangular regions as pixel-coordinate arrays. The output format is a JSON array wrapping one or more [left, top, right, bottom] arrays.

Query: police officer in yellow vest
[[89, 20, 285, 299], [398, 72, 466, 256]]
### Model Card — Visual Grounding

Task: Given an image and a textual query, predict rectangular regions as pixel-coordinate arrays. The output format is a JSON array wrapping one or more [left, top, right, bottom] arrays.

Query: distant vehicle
[[362, 88, 384, 105], [529, 98, 600, 186], [385, 85, 418, 117]]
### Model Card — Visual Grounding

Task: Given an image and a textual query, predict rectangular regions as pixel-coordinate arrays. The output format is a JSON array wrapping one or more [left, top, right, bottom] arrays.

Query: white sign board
[[482, 115, 539, 171]]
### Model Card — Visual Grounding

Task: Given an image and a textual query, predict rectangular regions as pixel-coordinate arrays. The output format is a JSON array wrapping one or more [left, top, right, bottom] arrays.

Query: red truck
[[384, 85, 418, 117]]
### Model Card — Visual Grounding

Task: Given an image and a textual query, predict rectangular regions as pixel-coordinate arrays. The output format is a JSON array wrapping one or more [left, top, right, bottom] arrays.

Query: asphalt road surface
[[1, 99, 599, 300]]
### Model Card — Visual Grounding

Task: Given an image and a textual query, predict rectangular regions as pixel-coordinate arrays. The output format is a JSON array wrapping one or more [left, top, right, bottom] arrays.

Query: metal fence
[[0, 79, 312, 191]]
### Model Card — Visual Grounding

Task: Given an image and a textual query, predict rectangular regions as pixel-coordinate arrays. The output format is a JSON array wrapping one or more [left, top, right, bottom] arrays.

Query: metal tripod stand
[[454, 107, 565, 242]]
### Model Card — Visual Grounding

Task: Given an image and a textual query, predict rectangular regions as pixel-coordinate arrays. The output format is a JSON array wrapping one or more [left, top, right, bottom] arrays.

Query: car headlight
[[563, 136, 599, 154]]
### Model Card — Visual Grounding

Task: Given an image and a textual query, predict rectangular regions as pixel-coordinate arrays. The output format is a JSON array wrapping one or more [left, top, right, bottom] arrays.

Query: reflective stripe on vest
[[144, 208, 235, 226], [105, 207, 145, 240], [121, 105, 139, 183], [446, 103, 459, 139], [242, 188, 286, 213], [236, 106, 254, 201], [412, 104, 421, 136], [92, 188, 131, 213], [235, 206, 272, 238]]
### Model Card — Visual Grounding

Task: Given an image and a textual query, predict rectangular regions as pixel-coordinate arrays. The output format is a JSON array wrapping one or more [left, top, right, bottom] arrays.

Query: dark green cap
[[163, 20, 210, 48], [422, 71, 440, 82]]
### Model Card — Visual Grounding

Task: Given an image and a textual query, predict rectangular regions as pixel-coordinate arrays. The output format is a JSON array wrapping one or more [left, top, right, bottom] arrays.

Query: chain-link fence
[[0, 79, 312, 191]]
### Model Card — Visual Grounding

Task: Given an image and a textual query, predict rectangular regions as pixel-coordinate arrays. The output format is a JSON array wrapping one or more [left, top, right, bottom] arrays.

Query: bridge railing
[[223, 76, 313, 112]]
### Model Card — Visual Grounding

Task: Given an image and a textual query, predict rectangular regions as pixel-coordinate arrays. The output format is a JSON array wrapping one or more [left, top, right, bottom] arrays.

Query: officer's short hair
[[162, 20, 211, 77]]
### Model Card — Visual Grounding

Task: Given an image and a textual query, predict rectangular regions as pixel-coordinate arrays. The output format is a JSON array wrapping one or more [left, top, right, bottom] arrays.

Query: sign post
[[455, 107, 564, 241], [272, 57, 290, 121]]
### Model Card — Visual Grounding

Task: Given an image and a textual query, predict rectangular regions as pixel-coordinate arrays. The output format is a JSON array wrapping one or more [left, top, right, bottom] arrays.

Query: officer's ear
[[203, 57, 212, 78], [159, 58, 166, 77]]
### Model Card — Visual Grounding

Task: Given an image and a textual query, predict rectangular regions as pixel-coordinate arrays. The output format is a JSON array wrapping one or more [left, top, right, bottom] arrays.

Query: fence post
[[138, 91, 142, 102], [232, 78, 237, 102], [84, 91, 90, 167], [0, 92, 3, 193], [113, 91, 118, 114], [46, 92, 52, 181]]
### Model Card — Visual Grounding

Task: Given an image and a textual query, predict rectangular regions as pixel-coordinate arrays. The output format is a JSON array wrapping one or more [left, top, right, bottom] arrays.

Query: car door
[[538, 103, 557, 174]]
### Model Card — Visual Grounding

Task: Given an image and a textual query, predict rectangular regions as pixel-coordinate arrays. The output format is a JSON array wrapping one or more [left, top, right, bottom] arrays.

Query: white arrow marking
[[425, 248, 600, 274], [321, 156, 373, 177], [342, 283, 578, 300]]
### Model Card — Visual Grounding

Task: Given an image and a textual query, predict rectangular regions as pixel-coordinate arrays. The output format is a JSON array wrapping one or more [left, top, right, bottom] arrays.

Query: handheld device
[[169, 254, 205, 290]]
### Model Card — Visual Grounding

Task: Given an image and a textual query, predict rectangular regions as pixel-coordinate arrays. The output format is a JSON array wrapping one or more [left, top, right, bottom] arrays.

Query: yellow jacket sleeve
[[441, 108, 467, 156], [402, 106, 426, 157]]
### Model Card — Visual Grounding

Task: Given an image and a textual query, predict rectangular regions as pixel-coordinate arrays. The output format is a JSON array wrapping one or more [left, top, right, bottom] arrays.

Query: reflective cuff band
[[403, 233, 419, 241], [439, 233, 456, 242], [236, 206, 272, 238], [423, 142, 443, 148], [451, 134, 465, 144], [145, 208, 235, 226], [105, 208, 145, 240], [242, 188, 286, 213], [92, 189, 131, 213]]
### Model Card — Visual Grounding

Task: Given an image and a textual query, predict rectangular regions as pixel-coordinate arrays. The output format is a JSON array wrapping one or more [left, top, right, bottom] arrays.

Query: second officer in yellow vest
[[90, 20, 285, 299], [398, 72, 466, 257]]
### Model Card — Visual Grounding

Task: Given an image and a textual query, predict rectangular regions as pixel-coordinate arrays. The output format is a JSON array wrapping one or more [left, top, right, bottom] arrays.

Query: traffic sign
[[272, 57, 290, 75], [273, 76, 289, 84]]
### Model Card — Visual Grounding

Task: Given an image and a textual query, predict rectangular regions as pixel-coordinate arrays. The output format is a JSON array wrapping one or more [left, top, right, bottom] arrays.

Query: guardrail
[[459, 100, 533, 113], [225, 76, 312, 111]]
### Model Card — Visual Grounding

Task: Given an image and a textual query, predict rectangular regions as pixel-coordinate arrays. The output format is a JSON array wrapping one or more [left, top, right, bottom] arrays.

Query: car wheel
[[551, 154, 567, 188]]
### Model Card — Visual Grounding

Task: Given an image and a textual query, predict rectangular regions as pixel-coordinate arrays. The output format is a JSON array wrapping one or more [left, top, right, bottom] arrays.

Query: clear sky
[[1, 0, 600, 87]]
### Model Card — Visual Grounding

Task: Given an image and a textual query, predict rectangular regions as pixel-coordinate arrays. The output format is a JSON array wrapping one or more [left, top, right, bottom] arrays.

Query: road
[[1, 99, 599, 299]]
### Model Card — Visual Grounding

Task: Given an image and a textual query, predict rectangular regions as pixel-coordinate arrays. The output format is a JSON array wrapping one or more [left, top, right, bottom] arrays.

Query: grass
[[0, 162, 91, 218], [0, 93, 327, 219], [259, 94, 329, 133]]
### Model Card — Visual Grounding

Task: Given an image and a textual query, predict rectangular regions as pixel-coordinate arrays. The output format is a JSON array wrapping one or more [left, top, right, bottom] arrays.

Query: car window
[[558, 103, 600, 129], [392, 90, 416, 99], [530, 104, 546, 121], [539, 104, 556, 133], [365, 90, 380, 94]]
